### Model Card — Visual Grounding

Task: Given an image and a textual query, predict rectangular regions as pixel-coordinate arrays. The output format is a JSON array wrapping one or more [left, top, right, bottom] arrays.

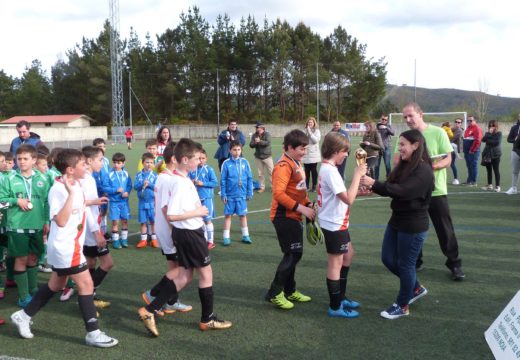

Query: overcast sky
[[2, 0, 518, 98]]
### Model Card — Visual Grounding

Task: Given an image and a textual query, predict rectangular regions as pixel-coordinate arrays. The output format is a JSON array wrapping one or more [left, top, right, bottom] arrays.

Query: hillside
[[384, 85, 520, 118]]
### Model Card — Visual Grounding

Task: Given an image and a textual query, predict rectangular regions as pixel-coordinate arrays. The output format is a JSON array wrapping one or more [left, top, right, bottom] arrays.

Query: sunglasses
[[455, 121, 462, 124]]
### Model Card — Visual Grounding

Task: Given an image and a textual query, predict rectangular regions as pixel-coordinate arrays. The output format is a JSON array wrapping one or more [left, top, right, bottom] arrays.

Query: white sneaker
[[38, 264, 52, 273], [481, 185, 493, 191], [505, 187, 518, 195], [85, 330, 119, 348], [495, 186, 501, 193], [452, 179, 460, 185], [10, 310, 33, 339], [60, 287, 75, 302]]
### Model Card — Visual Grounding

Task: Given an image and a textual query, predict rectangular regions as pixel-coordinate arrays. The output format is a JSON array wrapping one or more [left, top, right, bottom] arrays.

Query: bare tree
[[475, 78, 490, 121]]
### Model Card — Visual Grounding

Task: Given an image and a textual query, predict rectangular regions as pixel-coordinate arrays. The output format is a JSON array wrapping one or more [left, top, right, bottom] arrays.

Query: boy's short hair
[[4, 152, 14, 162], [141, 152, 155, 163], [82, 146, 103, 159], [48, 147, 64, 166], [37, 153, 48, 162], [283, 129, 309, 151], [112, 152, 126, 163], [321, 132, 350, 160], [36, 144, 50, 156], [93, 138, 106, 146], [229, 140, 242, 149], [174, 138, 198, 162], [163, 142, 177, 165], [54, 148, 83, 174], [200, 148, 207, 155], [16, 144, 37, 158], [195, 142, 203, 151], [145, 138, 158, 148]]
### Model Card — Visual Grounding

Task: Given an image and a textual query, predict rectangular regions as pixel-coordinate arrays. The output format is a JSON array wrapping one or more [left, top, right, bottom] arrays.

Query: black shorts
[[83, 245, 110, 258], [0, 232, 7, 247], [272, 218, 303, 253], [161, 250, 178, 262], [126, 137, 132, 143], [172, 226, 210, 269], [322, 228, 351, 254], [53, 262, 89, 277]]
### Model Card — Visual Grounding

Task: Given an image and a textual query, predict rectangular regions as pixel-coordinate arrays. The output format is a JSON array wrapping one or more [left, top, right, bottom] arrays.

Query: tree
[[0, 70, 16, 118], [475, 77, 490, 122], [16, 60, 52, 115]]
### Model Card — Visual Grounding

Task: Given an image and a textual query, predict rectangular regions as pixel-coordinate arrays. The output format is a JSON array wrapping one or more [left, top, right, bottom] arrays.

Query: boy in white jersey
[[138, 139, 231, 337], [81, 146, 113, 309], [141, 142, 192, 314], [10, 149, 118, 348], [317, 132, 365, 318]]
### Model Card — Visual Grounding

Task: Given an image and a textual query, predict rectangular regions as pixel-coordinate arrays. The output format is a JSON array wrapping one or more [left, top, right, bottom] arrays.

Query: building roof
[[1, 115, 91, 124]]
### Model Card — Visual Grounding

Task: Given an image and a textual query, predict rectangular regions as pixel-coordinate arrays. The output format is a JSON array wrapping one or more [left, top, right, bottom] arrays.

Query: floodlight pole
[[216, 69, 220, 133], [316, 62, 319, 123]]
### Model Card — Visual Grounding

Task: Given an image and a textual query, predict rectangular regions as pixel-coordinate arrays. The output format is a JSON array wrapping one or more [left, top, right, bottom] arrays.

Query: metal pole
[[414, 58, 417, 103], [129, 70, 132, 130], [316, 62, 319, 123], [216, 69, 220, 133]]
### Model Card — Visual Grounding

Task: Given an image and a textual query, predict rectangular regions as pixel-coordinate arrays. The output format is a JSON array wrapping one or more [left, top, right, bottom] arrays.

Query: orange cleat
[[150, 239, 160, 248], [136, 240, 148, 248]]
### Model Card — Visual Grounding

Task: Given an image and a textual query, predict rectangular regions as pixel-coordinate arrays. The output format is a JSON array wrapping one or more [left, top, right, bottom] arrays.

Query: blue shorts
[[224, 198, 247, 216], [138, 207, 155, 224], [201, 198, 215, 222], [109, 202, 130, 221]]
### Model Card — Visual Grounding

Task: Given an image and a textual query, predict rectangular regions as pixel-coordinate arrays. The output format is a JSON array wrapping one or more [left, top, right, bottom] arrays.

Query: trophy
[[355, 148, 372, 196]]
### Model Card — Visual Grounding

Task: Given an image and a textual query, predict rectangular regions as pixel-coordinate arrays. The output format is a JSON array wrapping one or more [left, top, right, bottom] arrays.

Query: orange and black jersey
[[270, 154, 310, 222]]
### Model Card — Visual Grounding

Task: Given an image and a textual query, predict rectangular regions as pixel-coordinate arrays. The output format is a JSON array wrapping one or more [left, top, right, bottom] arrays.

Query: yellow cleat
[[93, 298, 111, 309], [287, 290, 311, 303], [199, 315, 232, 331], [138, 307, 159, 337]]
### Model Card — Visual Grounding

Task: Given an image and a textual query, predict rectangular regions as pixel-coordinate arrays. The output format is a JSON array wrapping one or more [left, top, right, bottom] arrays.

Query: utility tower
[[109, 0, 125, 141]]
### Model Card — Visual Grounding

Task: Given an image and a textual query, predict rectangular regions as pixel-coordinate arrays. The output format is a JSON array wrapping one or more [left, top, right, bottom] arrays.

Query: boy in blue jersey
[[134, 153, 159, 248], [92, 138, 110, 239], [220, 140, 253, 246], [189, 149, 218, 249], [103, 153, 132, 249]]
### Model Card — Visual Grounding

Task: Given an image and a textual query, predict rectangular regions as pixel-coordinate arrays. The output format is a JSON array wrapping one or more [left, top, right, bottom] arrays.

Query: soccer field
[[1, 137, 519, 359]]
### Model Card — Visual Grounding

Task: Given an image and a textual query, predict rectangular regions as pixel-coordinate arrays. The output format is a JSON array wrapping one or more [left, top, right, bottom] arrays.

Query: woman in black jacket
[[360, 129, 434, 320], [481, 120, 502, 192]]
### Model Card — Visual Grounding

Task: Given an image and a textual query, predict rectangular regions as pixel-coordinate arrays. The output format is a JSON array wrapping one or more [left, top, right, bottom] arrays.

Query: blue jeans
[[381, 225, 427, 306], [375, 147, 392, 180], [464, 149, 480, 183], [450, 151, 458, 179]]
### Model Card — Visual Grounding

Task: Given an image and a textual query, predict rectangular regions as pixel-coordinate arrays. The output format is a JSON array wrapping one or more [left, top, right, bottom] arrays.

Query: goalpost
[[389, 112, 468, 128]]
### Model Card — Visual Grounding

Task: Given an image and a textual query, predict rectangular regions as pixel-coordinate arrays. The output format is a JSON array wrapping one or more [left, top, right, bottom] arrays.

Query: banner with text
[[485, 290, 520, 359]]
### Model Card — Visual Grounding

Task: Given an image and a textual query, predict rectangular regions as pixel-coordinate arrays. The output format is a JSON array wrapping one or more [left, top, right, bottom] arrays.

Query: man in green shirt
[[0, 145, 50, 307]]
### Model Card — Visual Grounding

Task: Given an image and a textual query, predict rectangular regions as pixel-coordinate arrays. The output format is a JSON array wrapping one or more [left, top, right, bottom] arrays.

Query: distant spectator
[[214, 120, 246, 171], [302, 117, 321, 192], [462, 115, 483, 186], [328, 121, 350, 179], [249, 122, 273, 193], [450, 118, 464, 185], [480, 120, 502, 192], [124, 128, 133, 150], [9, 120, 43, 169], [375, 114, 395, 180], [156, 126, 172, 157], [505, 114, 520, 195]]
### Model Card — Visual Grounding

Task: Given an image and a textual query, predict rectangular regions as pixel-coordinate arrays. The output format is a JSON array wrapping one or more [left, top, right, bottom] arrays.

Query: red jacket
[[463, 124, 482, 153], [124, 129, 133, 138]]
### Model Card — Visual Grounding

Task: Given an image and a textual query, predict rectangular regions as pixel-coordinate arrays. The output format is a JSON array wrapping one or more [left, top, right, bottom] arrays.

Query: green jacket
[[0, 170, 50, 230]]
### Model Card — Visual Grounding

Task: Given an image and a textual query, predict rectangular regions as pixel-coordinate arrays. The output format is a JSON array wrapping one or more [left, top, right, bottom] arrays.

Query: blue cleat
[[241, 235, 252, 244], [113, 240, 122, 249], [223, 238, 231, 246], [327, 307, 360, 318], [341, 298, 360, 309], [121, 240, 128, 248], [17, 295, 33, 308]]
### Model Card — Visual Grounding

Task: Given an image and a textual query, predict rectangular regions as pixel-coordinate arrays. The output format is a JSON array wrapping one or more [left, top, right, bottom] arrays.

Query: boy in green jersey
[[0, 151, 7, 298], [0, 145, 51, 307], [2, 152, 16, 288]]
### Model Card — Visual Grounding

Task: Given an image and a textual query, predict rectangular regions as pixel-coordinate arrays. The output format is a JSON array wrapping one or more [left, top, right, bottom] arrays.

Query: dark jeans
[[463, 140, 480, 183], [304, 163, 318, 190], [485, 157, 501, 186], [450, 151, 458, 180], [417, 195, 461, 270], [375, 147, 392, 180], [367, 156, 378, 178], [382, 225, 426, 306]]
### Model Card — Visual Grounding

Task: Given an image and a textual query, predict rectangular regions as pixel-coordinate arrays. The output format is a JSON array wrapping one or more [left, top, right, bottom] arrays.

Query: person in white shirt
[[318, 132, 365, 319]]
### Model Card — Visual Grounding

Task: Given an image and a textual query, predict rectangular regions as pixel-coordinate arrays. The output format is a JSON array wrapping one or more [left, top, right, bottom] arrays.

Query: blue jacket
[[214, 129, 246, 160], [10, 132, 43, 169], [189, 164, 218, 200], [134, 169, 158, 208], [103, 169, 132, 202], [220, 157, 253, 200]]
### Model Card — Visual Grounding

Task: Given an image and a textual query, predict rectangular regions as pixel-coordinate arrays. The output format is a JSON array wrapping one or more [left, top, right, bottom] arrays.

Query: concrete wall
[[0, 126, 108, 148]]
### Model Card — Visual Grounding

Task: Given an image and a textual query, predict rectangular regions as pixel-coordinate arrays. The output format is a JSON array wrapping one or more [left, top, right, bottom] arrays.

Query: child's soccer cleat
[[141, 290, 154, 305], [341, 298, 360, 309], [85, 330, 119, 348], [241, 235, 252, 244], [60, 287, 75, 302], [380, 303, 409, 320], [150, 239, 160, 248], [112, 240, 122, 249], [121, 240, 128, 248], [10, 310, 33, 339], [328, 307, 360, 318], [93, 297, 111, 309], [408, 285, 428, 305], [287, 290, 311, 303], [223, 238, 231, 246], [136, 240, 147, 248], [199, 314, 232, 331], [0, 287, 5, 299], [38, 264, 52, 273], [138, 307, 159, 336], [5, 279, 17, 288], [17, 295, 32, 308], [207, 242, 216, 250], [162, 301, 193, 314], [268, 291, 294, 310]]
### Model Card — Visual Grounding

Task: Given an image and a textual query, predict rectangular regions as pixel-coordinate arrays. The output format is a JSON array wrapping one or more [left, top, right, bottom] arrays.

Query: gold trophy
[[355, 148, 372, 196]]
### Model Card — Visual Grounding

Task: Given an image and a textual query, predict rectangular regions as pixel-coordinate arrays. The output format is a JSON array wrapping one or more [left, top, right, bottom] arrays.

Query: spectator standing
[[360, 121, 384, 178], [375, 114, 395, 180], [328, 121, 350, 179], [302, 117, 321, 192], [9, 120, 43, 169], [156, 126, 173, 158], [505, 114, 520, 195], [462, 115, 483, 186], [480, 120, 502, 192], [249, 122, 273, 193], [214, 121, 246, 171], [124, 128, 133, 150], [450, 118, 464, 184]]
